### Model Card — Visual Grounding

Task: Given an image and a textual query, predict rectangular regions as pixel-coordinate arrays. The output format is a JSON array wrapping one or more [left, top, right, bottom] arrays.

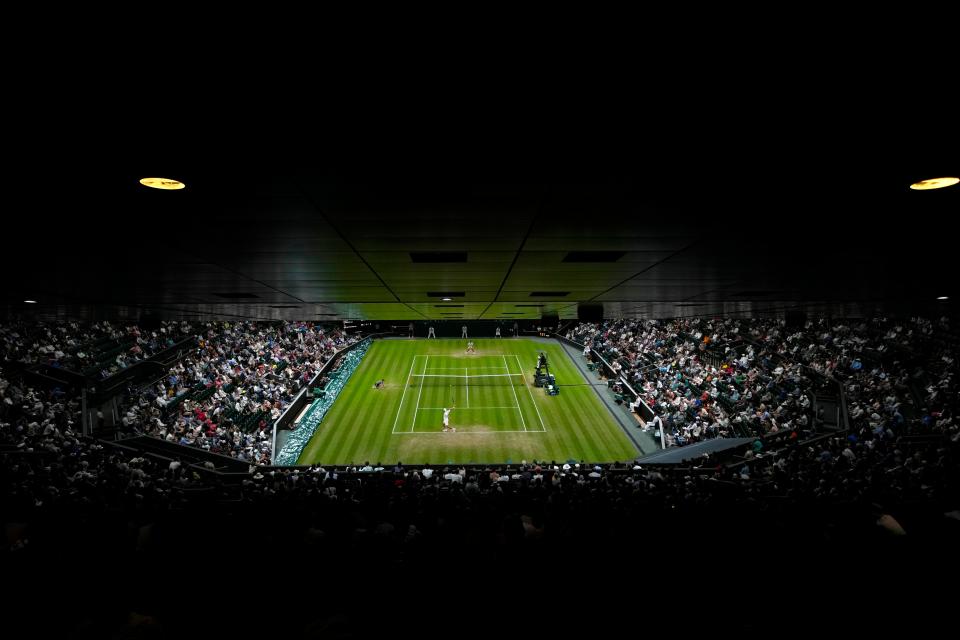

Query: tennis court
[[392, 354, 546, 433]]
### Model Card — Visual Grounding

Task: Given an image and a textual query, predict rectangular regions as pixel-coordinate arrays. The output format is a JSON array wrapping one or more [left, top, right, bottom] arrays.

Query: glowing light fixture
[[24, 300, 37, 304], [937, 296, 949, 300], [139, 177, 186, 190], [909, 177, 958, 190]]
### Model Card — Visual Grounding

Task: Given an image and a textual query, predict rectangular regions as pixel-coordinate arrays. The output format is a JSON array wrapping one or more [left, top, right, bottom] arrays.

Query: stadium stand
[[2, 317, 957, 634], [118, 321, 359, 463]]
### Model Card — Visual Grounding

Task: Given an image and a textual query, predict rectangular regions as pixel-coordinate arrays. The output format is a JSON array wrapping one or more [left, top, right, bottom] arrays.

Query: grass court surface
[[296, 338, 636, 465]]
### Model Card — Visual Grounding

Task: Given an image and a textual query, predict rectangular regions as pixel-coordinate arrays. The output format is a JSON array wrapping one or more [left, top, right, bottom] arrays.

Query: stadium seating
[[2, 315, 957, 634]]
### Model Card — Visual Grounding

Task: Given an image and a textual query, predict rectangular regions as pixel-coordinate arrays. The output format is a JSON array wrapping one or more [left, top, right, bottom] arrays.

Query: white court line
[[503, 354, 526, 431], [409, 374, 519, 378], [514, 354, 547, 432], [465, 367, 469, 408], [463, 366, 516, 369], [394, 430, 534, 435], [411, 355, 428, 432], [424, 366, 506, 370], [420, 406, 523, 410], [391, 355, 418, 433]]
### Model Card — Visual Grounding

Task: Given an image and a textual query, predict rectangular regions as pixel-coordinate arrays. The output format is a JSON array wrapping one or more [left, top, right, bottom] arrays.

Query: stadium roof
[[5, 82, 957, 322]]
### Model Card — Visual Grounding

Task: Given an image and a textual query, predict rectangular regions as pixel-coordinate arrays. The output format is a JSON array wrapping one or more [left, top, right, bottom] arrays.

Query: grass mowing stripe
[[568, 389, 605, 460], [502, 354, 526, 431], [411, 354, 428, 432], [514, 354, 546, 431], [303, 340, 403, 463], [392, 352, 418, 432], [299, 341, 381, 463], [325, 350, 377, 462], [339, 350, 393, 463]]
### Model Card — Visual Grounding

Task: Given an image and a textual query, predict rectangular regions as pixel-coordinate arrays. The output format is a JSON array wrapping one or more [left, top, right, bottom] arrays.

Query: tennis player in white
[[442, 406, 455, 432]]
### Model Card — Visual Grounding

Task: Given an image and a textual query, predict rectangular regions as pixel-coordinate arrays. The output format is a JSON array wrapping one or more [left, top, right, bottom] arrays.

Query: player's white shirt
[[443, 407, 452, 425]]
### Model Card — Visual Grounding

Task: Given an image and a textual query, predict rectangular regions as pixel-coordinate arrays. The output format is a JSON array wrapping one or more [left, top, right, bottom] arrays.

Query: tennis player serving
[[442, 405, 456, 432]]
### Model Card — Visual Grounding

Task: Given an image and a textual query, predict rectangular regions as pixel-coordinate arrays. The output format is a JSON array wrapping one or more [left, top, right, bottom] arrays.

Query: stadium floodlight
[[140, 177, 186, 190], [909, 177, 958, 190]]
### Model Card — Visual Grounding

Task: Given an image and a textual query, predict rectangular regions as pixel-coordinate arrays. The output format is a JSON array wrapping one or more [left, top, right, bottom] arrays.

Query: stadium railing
[[701, 351, 723, 369], [723, 430, 836, 471], [22, 365, 86, 394], [105, 436, 252, 473], [739, 335, 849, 432], [90, 336, 198, 401], [271, 332, 392, 463], [145, 460, 655, 482], [551, 332, 664, 449]]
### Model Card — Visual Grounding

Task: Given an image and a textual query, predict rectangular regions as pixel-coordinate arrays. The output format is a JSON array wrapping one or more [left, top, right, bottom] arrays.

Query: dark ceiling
[[4, 104, 957, 323]]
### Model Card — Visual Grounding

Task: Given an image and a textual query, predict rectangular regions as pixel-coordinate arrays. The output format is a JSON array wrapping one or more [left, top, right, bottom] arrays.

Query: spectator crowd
[[569, 316, 955, 450], [1, 316, 957, 634], [120, 321, 359, 463]]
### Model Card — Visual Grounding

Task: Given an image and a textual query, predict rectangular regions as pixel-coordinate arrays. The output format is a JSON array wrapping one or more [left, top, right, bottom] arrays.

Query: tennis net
[[408, 373, 525, 387]]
